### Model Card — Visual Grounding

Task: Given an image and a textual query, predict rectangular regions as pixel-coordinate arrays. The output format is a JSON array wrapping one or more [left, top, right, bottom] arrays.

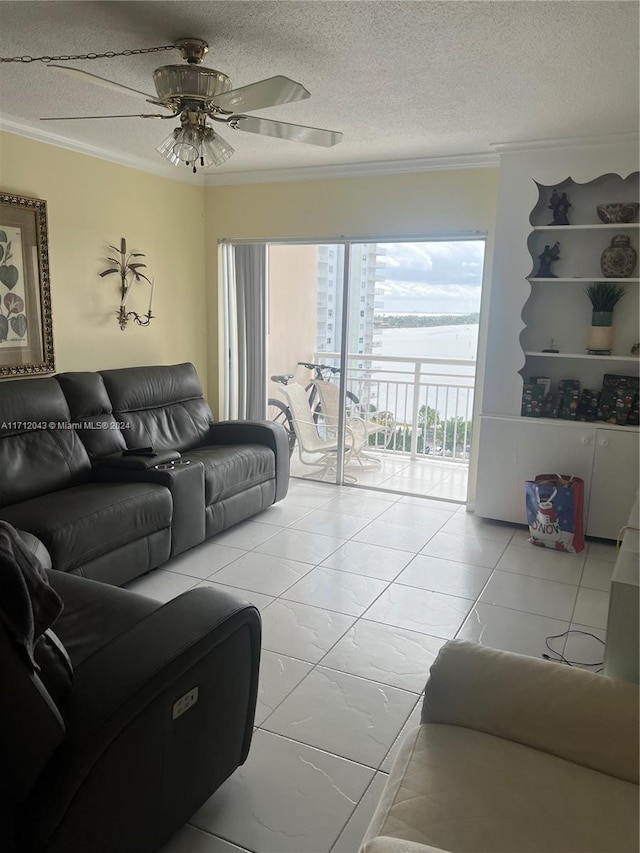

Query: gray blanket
[[0, 522, 63, 667]]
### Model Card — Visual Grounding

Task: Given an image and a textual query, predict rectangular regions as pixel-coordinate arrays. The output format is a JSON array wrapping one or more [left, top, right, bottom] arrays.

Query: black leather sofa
[[2, 530, 261, 853], [0, 362, 289, 585]]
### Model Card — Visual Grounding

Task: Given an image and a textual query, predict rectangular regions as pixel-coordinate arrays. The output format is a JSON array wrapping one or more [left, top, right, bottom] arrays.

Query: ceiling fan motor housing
[[153, 65, 232, 103]]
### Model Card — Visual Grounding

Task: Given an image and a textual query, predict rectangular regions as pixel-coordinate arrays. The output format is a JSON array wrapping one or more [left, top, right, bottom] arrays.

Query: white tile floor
[[125, 478, 614, 853], [289, 453, 470, 502]]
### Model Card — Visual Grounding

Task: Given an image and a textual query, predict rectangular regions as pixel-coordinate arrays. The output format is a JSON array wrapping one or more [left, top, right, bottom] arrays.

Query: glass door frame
[[223, 230, 487, 487]]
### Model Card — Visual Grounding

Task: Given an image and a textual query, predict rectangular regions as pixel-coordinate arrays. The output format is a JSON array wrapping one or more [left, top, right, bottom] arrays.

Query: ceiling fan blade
[[229, 115, 343, 147], [48, 64, 158, 101], [40, 113, 169, 121], [213, 76, 310, 113]]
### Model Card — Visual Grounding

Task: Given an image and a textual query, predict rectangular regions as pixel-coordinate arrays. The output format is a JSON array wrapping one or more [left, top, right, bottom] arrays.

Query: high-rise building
[[316, 244, 385, 380]]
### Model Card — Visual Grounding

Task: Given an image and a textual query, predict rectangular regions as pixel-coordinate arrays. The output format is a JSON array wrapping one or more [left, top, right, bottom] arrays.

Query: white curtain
[[222, 242, 268, 421]]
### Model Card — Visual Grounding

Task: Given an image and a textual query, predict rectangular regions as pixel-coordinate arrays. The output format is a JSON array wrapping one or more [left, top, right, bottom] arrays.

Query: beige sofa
[[360, 640, 639, 853]]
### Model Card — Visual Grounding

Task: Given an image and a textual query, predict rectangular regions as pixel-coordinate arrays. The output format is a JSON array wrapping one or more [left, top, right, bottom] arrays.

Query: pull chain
[[0, 45, 176, 63]]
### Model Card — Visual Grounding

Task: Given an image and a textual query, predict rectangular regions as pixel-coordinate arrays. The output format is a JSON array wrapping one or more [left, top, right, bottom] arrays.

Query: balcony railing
[[314, 351, 476, 463]]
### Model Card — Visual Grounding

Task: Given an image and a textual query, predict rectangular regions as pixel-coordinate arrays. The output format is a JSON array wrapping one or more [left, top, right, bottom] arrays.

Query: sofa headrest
[[100, 363, 204, 411], [56, 372, 113, 418], [0, 378, 90, 506], [99, 363, 213, 453], [55, 372, 127, 460], [0, 378, 70, 436]]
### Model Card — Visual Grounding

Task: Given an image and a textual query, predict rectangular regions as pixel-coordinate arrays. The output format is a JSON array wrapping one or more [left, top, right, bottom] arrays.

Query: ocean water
[[355, 323, 479, 425], [373, 324, 479, 363]]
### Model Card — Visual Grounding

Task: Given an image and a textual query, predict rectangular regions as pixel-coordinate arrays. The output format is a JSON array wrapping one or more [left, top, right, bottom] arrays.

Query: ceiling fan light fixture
[[171, 125, 201, 163], [153, 65, 232, 102], [200, 128, 235, 167], [156, 124, 234, 172], [155, 128, 182, 166]]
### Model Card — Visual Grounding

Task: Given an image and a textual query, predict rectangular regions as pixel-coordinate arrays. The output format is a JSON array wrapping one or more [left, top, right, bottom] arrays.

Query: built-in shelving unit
[[475, 141, 640, 539], [522, 172, 639, 384]]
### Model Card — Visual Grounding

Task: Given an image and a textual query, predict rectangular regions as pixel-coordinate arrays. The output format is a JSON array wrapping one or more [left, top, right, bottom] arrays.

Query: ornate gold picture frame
[[0, 192, 54, 376]]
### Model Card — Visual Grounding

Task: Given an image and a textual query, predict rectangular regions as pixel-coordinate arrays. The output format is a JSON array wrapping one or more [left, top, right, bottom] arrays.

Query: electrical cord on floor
[[542, 629, 605, 671]]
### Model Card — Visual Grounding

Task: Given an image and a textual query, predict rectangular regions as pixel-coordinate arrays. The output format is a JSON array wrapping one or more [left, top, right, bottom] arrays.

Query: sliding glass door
[[267, 242, 350, 485], [225, 235, 485, 496]]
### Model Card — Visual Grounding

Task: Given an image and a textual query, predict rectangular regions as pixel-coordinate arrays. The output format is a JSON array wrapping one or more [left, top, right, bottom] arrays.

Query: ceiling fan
[[40, 38, 343, 172]]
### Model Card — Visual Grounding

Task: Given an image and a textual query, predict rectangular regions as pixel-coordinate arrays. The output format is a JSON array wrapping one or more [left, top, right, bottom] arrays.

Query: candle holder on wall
[[99, 237, 155, 330]]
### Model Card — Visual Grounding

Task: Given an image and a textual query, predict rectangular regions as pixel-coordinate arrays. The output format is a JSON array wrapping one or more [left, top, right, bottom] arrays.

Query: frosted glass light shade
[[153, 65, 232, 101], [200, 128, 234, 167], [155, 129, 182, 166], [156, 125, 235, 170], [172, 126, 200, 163]]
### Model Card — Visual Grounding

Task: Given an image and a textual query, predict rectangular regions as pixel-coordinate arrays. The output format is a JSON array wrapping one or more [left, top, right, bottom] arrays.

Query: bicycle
[[267, 362, 360, 457]]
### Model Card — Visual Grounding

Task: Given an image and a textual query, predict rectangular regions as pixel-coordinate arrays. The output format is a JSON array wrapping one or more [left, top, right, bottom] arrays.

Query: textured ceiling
[[0, 1, 638, 182]]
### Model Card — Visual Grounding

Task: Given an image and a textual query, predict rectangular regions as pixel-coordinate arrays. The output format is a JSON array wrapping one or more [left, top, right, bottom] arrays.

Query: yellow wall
[[0, 129, 499, 500], [205, 168, 499, 409], [0, 131, 207, 384]]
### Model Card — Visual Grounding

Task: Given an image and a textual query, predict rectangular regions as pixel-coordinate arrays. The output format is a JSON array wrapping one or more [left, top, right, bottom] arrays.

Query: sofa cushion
[[0, 377, 91, 507], [365, 724, 639, 853], [183, 445, 275, 505], [0, 482, 172, 573], [55, 371, 127, 459], [100, 363, 214, 453]]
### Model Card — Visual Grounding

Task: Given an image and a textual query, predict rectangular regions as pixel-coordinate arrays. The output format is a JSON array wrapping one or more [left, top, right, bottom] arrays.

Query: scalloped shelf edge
[[532, 223, 640, 230], [528, 277, 640, 283], [525, 351, 640, 362]]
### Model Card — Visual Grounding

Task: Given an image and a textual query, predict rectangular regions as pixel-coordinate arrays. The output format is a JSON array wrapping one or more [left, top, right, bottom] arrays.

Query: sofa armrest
[[94, 450, 181, 470], [67, 586, 260, 747], [363, 839, 450, 853], [421, 640, 639, 783], [93, 460, 206, 556], [26, 587, 261, 845], [207, 420, 290, 502]]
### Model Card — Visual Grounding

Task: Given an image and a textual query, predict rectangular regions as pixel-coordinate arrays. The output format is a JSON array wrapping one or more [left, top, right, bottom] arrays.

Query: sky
[[375, 240, 485, 314]]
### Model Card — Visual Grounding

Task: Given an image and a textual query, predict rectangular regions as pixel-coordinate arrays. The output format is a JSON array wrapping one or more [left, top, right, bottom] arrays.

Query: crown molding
[[204, 151, 499, 186], [491, 131, 639, 154], [0, 114, 498, 187], [0, 113, 203, 186], [2, 115, 636, 187]]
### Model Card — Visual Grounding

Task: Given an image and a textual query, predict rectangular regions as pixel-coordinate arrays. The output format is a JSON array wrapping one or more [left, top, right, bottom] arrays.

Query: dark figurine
[[535, 242, 561, 277], [548, 189, 572, 226]]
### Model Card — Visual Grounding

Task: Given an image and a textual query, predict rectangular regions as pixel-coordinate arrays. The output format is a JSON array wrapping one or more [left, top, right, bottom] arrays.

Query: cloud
[[378, 240, 485, 286]]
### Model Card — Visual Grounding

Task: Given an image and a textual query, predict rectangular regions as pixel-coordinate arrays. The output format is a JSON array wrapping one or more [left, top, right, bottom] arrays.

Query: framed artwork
[[0, 192, 54, 376]]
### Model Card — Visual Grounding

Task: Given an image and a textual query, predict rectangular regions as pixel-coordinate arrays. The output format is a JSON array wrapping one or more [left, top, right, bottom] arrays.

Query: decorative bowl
[[596, 202, 640, 224]]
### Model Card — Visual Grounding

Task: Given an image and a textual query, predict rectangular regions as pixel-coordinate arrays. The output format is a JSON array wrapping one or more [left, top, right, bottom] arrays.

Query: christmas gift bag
[[525, 474, 585, 553]]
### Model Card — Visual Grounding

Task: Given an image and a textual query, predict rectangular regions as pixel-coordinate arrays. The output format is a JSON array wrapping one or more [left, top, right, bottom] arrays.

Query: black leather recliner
[[1, 533, 261, 853]]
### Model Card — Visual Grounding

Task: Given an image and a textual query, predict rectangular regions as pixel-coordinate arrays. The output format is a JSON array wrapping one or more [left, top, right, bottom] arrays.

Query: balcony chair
[[310, 379, 396, 468], [279, 382, 365, 483]]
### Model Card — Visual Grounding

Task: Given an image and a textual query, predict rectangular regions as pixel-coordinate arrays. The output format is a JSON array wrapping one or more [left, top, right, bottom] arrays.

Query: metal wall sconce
[[100, 237, 155, 330]]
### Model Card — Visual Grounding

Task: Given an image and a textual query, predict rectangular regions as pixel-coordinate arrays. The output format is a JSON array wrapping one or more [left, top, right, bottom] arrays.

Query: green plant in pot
[[585, 282, 625, 352]]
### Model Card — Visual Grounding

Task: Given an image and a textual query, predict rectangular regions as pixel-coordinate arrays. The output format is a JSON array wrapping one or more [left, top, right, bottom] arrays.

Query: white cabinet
[[515, 421, 595, 526], [475, 415, 638, 539], [474, 418, 519, 521], [588, 428, 640, 539]]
